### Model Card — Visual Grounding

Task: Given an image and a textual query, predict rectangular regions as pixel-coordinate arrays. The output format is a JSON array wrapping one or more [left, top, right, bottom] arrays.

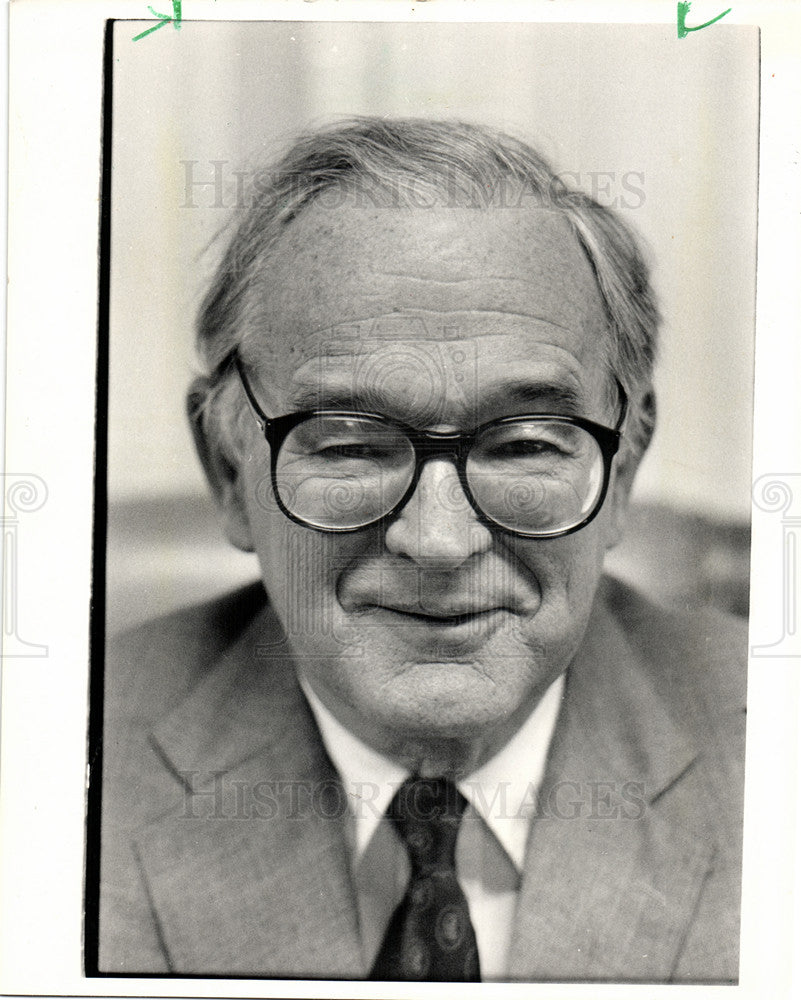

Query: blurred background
[[106, 20, 758, 634]]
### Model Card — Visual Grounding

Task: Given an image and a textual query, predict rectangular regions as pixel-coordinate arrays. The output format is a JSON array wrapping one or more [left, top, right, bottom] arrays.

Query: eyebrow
[[287, 378, 587, 422], [487, 379, 586, 413]]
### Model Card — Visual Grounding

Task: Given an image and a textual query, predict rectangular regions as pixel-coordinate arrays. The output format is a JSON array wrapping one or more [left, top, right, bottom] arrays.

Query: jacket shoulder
[[603, 574, 748, 720], [104, 581, 267, 725]]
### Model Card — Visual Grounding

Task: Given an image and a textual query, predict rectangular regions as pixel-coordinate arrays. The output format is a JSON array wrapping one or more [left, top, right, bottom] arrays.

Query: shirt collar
[[458, 673, 564, 870], [300, 673, 565, 874]]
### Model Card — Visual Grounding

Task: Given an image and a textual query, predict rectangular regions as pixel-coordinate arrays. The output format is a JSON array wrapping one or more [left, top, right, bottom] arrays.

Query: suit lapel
[[135, 604, 364, 977], [508, 583, 715, 981]]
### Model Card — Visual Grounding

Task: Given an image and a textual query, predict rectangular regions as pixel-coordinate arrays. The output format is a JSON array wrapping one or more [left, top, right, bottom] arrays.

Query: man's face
[[217, 197, 635, 770]]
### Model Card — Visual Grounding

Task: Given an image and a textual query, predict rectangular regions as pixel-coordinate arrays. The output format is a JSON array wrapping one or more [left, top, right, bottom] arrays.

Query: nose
[[383, 459, 493, 569]]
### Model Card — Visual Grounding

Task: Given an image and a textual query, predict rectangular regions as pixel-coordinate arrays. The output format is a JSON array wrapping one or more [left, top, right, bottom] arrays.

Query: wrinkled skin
[[196, 201, 644, 776]]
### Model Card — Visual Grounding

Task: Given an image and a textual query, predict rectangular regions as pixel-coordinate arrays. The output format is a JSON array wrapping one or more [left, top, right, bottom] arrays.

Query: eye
[[315, 441, 394, 460], [479, 431, 575, 462], [474, 418, 590, 464], [488, 437, 566, 459]]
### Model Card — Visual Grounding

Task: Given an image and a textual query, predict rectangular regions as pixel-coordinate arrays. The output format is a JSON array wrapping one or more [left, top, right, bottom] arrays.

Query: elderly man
[[98, 118, 746, 982]]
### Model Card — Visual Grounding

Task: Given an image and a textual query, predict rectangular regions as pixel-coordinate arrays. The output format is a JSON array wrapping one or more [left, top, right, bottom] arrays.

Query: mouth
[[342, 599, 521, 651], [363, 606, 515, 643], [378, 607, 504, 627]]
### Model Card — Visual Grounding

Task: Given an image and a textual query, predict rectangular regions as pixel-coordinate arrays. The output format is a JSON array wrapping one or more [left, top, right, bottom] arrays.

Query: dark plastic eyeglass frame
[[233, 353, 628, 539]]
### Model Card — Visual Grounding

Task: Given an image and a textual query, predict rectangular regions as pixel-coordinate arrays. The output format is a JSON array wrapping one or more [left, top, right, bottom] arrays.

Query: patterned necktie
[[369, 776, 481, 982]]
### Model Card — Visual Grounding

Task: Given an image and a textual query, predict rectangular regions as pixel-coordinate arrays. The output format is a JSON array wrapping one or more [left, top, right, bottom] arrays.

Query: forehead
[[241, 200, 610, 416]]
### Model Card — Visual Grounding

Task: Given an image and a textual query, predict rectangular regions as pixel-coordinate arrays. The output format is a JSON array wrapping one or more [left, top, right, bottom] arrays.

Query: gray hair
[[193, 116, 659, 458]]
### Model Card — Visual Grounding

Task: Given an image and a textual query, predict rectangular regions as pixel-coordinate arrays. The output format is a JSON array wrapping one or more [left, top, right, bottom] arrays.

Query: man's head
[[189, 118, 659, 774]]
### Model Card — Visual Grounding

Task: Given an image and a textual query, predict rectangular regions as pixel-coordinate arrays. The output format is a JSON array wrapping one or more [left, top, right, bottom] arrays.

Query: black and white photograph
[[91, 17, 757, 983], [2, 3, 799, 998]]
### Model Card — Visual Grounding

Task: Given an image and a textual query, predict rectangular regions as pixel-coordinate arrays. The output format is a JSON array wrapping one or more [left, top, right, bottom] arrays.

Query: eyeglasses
[[233, 354, 627, 538]]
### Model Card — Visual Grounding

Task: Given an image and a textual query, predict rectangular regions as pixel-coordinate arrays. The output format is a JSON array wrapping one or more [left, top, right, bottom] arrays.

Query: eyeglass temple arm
[[233, 353, 270, 434], [613, 379, 629, 434]]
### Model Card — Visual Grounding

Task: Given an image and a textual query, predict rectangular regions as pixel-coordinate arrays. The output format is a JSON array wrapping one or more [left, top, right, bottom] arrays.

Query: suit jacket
[[97, 575, 747, 982]]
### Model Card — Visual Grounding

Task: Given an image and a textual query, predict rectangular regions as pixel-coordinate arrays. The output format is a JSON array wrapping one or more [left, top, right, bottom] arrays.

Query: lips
[[377, 605, 504, 624], [337, 559, 542, 622], [340, 586, 536, 621]]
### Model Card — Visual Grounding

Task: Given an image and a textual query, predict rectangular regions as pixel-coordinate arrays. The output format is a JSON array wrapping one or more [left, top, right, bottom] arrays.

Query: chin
[[359, 663, 530, 737]]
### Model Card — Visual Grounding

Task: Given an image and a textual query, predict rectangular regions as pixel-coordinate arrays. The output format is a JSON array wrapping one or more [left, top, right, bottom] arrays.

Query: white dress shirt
[[300, 674, 565, 980]]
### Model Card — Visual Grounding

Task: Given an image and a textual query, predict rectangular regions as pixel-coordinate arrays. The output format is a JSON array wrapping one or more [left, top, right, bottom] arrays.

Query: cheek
[[510, 521, 608, 607], [503, 530, 607, 671], [244, 481, 373, 636]]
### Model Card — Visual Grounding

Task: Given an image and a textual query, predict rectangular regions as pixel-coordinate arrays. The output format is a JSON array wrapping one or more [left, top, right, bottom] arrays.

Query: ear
[[605, 388, 656, 549], [187, 379, 255, 552]]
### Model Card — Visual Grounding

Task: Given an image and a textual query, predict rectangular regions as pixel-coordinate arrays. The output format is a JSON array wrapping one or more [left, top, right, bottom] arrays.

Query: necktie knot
[[389, 777, 467, 873]]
